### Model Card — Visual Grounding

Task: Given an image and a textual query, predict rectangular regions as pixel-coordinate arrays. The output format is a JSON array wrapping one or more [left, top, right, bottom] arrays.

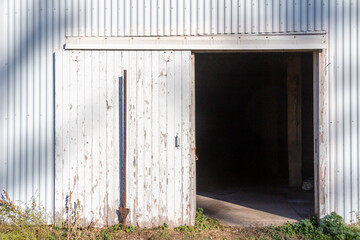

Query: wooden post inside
[[287, 53, 302, 187]]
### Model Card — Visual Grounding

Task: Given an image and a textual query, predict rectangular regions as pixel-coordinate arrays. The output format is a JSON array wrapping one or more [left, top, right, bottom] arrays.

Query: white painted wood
[[91, 51, 101, 225], [318, 50, 330, 219], [158, 51, 168, 226], [69, 51, 79, 220], [106, 51, 118, 224], [77, 51, 86, 225], [65, 34, 328, 50], [174, 51, 182, 226], [136, 51, 145, 225], [313, 51, 320, 218], [83, 51, 93, 225], [181, 51, 191, 224], [190, 54, 196, 225], [143, 51, 152, 227], [98, 51, 107, 226], [55, 50, 120, 226], [126, 51, 137, 224], [166, 51, 175, 225], [55, 50, 193, 227], [151, 51, 160, 226], [62, 51, 71, 221]]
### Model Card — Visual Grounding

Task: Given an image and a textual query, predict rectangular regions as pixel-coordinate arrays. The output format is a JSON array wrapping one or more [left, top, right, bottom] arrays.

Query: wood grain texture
[[55, 50, 193, 227]]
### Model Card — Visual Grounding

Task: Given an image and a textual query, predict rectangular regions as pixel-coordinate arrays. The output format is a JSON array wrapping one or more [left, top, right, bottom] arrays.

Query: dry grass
[[2, 191, 360, 239]]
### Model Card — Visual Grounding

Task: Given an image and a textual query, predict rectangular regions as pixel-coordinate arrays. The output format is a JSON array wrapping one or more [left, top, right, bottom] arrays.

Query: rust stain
[[84, 155, 88, 161], [69, 104, 73, 109], [138, 69, 142, 81]]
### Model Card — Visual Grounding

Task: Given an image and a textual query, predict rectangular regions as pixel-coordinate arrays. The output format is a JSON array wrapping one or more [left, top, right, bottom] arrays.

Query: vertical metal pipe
[[119, 69, 129, 229], [123, 69, 127, 209]]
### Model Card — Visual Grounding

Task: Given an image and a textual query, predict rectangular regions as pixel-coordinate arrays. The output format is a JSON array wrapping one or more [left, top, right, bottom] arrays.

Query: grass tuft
[[0, 190, 52, 240]]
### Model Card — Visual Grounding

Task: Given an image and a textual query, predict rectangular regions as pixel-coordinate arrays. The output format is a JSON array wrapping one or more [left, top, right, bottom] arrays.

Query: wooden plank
[[318, 50, 330, 218], [151, 51, 160, 226], [174, 51, 182, 226], [91, 51, 101, 226], [126, 51, 137, 224], [76, 51, 85, 225], [69, 51, 79, 210], [166, 51, 175, 226], [158, 51, 168, 225], [83, 51, 93, 225], [143, 51, 152, 227], [98, 51, 107, 226], [136, 51, 145, 226], [106, 51, 116, 224], [190, 54, 196, 225], [111, 51, 122, 224], [313, 51, 320, 218], [287, 53, 302, 187], [181, 51, 191, 225]]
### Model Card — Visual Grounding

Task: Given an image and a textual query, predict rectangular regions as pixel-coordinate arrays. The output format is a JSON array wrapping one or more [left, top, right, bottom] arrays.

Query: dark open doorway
[[195, 52, 315, 226]]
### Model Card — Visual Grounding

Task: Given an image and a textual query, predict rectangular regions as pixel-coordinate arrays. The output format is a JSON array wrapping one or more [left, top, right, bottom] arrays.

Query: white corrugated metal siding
[[0, 0, 359, 225], [326, 0, 360, 224], [54, 50, 194, 227], [62, 0, 327, 36]]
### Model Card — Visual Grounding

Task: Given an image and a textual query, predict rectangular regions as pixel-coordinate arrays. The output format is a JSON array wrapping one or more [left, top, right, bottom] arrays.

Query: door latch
[[175, 135, 180, 148]]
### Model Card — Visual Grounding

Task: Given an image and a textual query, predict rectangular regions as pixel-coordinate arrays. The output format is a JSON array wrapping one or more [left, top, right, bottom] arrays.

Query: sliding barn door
[[55, 50, 194, 227]]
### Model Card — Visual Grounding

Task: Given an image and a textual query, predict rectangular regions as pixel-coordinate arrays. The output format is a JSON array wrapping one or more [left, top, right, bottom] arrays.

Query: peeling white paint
[[55, 50, 193, 227]]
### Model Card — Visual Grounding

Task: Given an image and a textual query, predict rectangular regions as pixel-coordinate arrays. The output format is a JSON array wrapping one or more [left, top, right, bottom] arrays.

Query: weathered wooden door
[[55, 50, 194, 227]]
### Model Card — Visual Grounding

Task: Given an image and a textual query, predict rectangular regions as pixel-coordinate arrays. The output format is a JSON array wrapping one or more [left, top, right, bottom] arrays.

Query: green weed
[[272, 212, 360, 240], [161, 222, 169, 230], [125, 224, 136, 233], [0, 190, 52, 240], [174, 208, 220, 233]]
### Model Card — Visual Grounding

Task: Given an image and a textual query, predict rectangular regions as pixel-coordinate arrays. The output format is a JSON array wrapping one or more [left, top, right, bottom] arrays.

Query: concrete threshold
[[197, 187, 314, 227]]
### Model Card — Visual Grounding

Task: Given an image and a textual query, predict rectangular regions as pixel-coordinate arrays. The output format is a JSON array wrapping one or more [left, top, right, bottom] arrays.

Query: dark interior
[[196, 52, 314, 191]]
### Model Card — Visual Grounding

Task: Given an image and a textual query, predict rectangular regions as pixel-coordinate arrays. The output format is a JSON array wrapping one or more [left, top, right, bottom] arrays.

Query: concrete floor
[[197, 185, 314, 227]]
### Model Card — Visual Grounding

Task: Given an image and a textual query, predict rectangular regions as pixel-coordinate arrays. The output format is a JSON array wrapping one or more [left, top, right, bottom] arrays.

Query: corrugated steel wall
[[55, 50, 193, 227], [61, 0, 327, 36], [327, 0, 360, 224], [0, 0, 60, 214], [0, 0, 359, 224]]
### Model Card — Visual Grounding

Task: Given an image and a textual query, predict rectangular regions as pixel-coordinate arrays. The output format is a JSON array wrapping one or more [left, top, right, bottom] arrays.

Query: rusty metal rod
[[119, 70, 129, 230], [123, 70, 127, 211]]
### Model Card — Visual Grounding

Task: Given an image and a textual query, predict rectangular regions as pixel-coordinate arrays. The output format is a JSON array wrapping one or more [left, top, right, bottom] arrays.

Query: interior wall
[[196, 52, 313, 191]]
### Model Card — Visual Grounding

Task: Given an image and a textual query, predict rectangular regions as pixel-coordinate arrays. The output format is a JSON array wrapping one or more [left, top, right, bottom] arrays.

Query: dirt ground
[[55, 225, 302, 240]]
